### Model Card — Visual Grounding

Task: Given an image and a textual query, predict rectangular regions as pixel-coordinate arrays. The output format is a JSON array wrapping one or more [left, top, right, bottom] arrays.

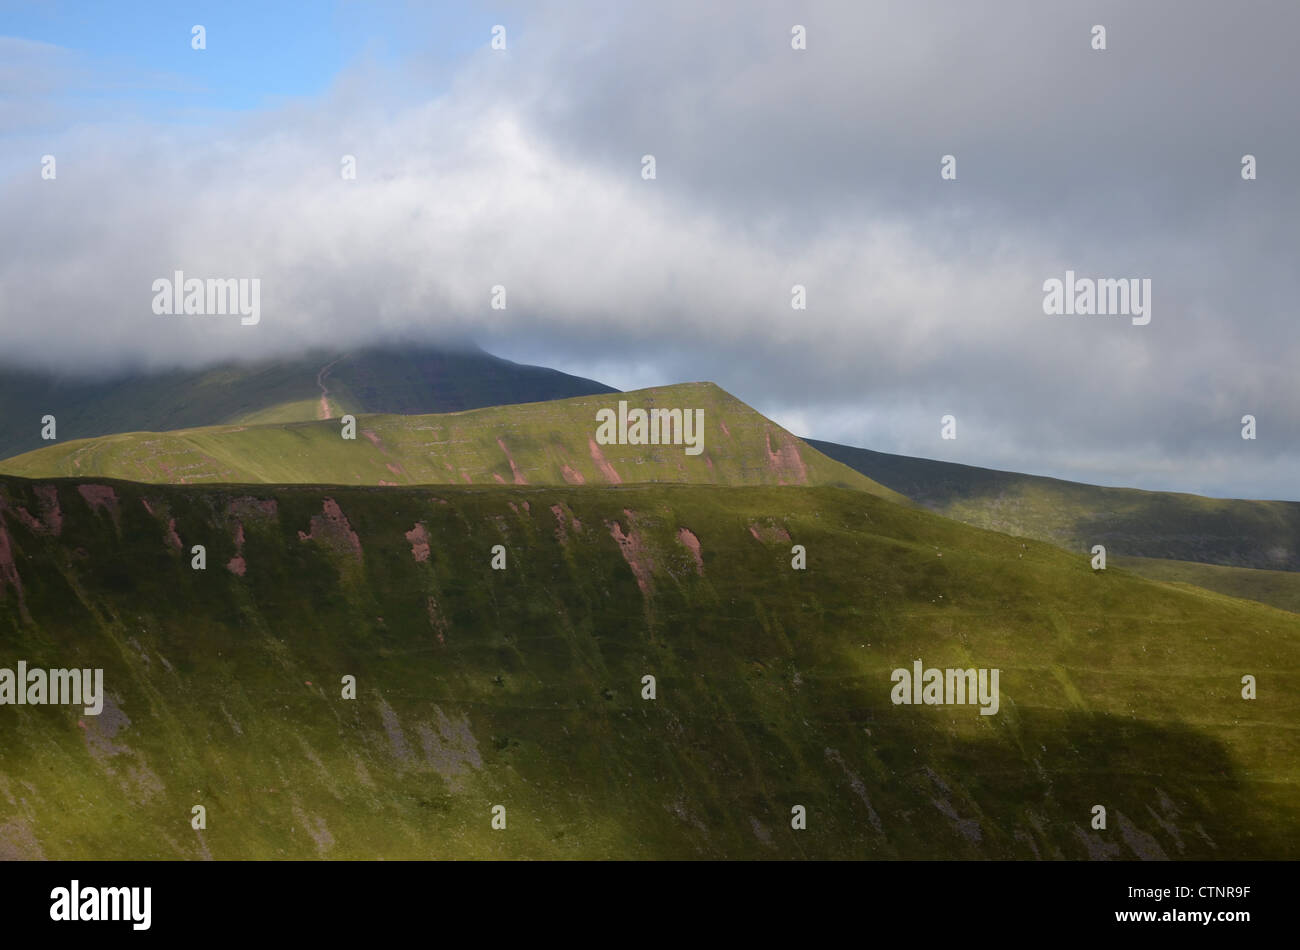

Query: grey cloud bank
[[0, 0, 1295, 499]]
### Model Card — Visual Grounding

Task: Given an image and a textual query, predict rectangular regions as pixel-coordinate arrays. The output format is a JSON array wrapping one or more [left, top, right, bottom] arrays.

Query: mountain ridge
[[807, 438, 1300, 573], [0, 382, 906, 501], [0, 343, 618, 462]]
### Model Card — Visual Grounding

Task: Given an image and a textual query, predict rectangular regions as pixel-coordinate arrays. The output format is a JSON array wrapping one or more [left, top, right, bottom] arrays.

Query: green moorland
[[807, 440, 1300, 571], [0, 343, 616, 461], [0, 475, 1295, 859], [1111, 557, 1300, 616], [808, 439, 1300, 613], [0, 383, 907, 502]]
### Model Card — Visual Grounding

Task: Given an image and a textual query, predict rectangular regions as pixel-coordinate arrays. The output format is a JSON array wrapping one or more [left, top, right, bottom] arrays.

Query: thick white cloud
[[0, 0, 1295, 498]]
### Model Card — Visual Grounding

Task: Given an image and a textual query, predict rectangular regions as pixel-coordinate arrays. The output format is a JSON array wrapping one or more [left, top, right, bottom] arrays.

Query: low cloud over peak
[[0, 0, 1295, 498]]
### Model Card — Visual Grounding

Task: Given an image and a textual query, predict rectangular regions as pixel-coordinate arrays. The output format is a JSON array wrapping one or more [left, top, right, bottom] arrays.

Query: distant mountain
[[807, 438, 1300, 612], [806, 439, 1300, 571], [0, 383, 904, 500], [0, 343, 618, 462]]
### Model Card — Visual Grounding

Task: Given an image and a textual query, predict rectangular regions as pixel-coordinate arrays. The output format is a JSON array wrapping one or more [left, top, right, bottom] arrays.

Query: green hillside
[[0, 383, 905, 501], [1112, 556, 1300, 615], [0, 475, 1294, 859], [0, 343, 617, 461], [807, 440, 1300, 573]]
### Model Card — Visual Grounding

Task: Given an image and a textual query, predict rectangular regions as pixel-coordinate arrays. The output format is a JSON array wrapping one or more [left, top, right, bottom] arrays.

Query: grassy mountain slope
[[0, 384, 905, 501], [1111, 556, 1300, 615], [0, 475, 1294, 859], [807, 440, 1300, 573], [0, 344, 617, 462]]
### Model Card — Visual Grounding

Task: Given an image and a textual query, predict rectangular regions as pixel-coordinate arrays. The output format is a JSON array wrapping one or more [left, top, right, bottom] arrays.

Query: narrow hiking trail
[[316, 357, 344, 420]]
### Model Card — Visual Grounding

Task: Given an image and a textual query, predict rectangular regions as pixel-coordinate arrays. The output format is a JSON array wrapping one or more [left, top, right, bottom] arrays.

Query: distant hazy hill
[[0, 383, 905, 500], [807, 439, 1300, 571], [0, 343, 618, 462], [0, 475, 1294, 858], [807, 439, 1300, 613]]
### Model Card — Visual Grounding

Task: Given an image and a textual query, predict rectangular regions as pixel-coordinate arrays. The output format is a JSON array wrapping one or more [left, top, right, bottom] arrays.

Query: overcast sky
[[1, 1, 1296, 499]]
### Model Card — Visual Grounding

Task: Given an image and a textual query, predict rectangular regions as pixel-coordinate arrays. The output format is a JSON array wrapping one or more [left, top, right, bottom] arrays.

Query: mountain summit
[[0, 382, 903, 500]]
